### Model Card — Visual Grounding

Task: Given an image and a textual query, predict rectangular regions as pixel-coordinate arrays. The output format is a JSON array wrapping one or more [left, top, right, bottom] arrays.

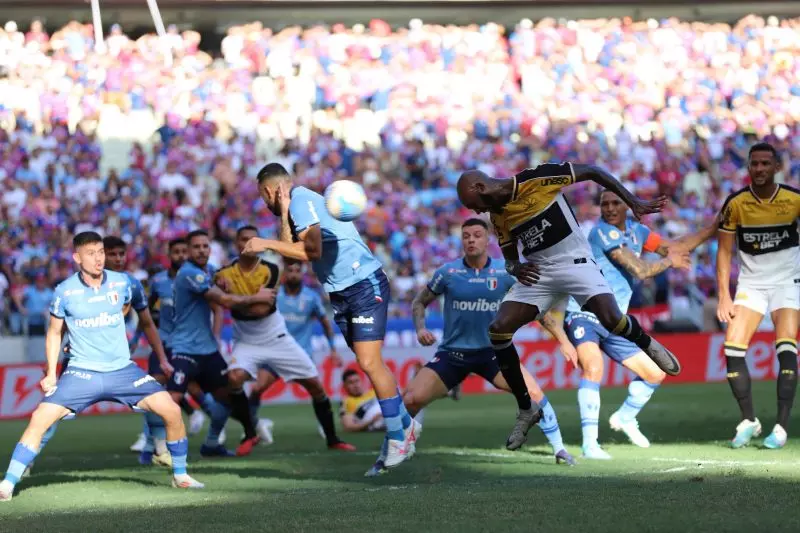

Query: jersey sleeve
[[49, 284, 66, 319], [516, 163, 576, 191], [719, 195, 740, 233], [489, 213, 513, 249], [185, 267, 212, 294], [130, 278, 148, 311], [289, 191, 322, 234], [594, 224, 626, 254], [642, 231, 662, 254], [427, 266, 449, 295], [262, 261, 280, 289]]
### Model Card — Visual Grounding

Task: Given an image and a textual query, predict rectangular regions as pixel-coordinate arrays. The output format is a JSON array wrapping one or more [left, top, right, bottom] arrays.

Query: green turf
[[1, 381, 799, 533]]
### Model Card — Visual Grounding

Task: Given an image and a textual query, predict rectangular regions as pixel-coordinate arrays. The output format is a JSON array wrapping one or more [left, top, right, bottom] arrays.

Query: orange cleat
[[236, 435, 261, 457], [328, 441, 357, 452]]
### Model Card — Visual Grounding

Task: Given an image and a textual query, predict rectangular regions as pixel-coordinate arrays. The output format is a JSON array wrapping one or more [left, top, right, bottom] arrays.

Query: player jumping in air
[[457, 163, 680, 450], [245, 163, 420, 470], [0, 232, 203, 502], [716, 142, 800, 449], [214, 226, 354, 452], [365, 218, 577, 476], [565, 191, 716, 459], [169, 230, 275, 457]]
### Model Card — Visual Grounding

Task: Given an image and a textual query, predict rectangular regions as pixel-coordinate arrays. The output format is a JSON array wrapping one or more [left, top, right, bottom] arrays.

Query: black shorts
[[167, 351, 228, 394], [424, 348, 500, 391], [148, 346, 173, 376], [329, 269, 390, 348]]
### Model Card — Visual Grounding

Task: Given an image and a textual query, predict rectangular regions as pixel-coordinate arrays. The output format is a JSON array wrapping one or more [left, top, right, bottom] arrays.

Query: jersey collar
[[462, 256, 492, 272], [78, 270, 107, 288], [748, 184, 779, 204]]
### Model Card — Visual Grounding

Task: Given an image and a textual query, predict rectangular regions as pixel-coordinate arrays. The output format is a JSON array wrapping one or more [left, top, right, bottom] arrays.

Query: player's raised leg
[[137, 390, 203, 488], [764, 307, 799, 449], [583, 294, 680, 376], [488, 300, 544, 450], [0, 403, 69, 502]]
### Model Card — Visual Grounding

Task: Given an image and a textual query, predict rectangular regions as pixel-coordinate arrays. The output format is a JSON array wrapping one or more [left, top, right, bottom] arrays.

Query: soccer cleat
[[218, 427, 227, 446], [0, 480, 14, 502], [188, 410, 207, 436], [448, 384, 462, 401], [138, 451, 154, 465], [609, 411, 651, 448], [582, 443, 612, 460], [731, 418, 762, 449], [762, 424, 787, 450], [130, 432, 147, 453], [644, 338, 681, 376], [256, 418, 274, 446], [152, 451, 173, 467], [505, 407, 544, 451], [200, 444, 236, 457], [328, 441, 357, 452], [172, 474, 205, 489], [236, 436, 261, 457], [555, 449, 577, 466], [364, 460, 388, 477], [385, 418, 422, 468]]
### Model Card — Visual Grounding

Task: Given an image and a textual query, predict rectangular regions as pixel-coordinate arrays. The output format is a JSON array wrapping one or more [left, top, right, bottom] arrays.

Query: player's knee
[[489, 316, 516, 339], [354, 353, 384, 377], [581, 360, 604, 382], [228, 369, 249, 389], [301, 379, 326, 400], [642, 368, 666, 385], [402, 389, 424, 416], [156, 396, 182, 424]]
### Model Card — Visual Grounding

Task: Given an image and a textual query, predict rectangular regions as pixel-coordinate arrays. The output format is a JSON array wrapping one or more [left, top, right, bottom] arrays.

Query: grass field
[[1, 381, 799, 533]]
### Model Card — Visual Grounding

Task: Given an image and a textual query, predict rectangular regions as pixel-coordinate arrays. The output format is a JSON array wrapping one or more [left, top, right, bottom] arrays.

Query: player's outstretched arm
[[716, 230, 737, 323], [572, 164, 667, 219], [608, 246, 689, 280], [243, 225, 323, 262], [538, 311, 578, 368], [412, 287, 438, 346], [653, 220, 719, 257]]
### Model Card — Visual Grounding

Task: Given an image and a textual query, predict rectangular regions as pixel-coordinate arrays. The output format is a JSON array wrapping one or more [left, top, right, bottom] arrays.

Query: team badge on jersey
[[609, 230, 620, 239], [106, 291, 119, 305], [487, 278, 498, 290], [173, 370, 185, 386], [195, 274, 205, 283]]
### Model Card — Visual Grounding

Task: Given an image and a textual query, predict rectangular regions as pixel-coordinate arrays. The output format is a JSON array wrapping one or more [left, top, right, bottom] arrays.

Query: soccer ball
[[324, 180, 367, 222]]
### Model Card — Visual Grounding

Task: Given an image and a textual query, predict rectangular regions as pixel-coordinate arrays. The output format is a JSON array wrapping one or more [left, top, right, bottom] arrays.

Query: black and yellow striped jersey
[[214, 259, 280, 321], [719, 184, 800, 286], [489, 162, 591, 264]]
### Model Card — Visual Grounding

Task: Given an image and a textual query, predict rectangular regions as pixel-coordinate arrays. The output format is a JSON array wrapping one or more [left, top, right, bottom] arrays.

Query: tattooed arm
[[412, 287, 439, 346], [609, 246, 689, 280], [538, 311, 578, 368], [651, 221, 719, 257]]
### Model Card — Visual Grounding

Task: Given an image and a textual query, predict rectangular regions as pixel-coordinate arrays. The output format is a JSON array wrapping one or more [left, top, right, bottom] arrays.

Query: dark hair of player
[[236, 225, 259, 238], [73, 231, 103, 249], [256, 162, 290, 185], [749, 142, 777, 160], [168, 237, 186, 250], [102, 235, 126, 251], [187, 229, 209, 243], [284, 258, 302, 267], [462, 218, 488, 230], [342, 369, 359, 382]]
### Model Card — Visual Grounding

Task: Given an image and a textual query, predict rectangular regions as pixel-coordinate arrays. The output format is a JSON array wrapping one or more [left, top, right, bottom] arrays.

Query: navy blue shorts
[[44, 363, 165, 414], [148, 346, 173, 376], [167, 351, 229, 394], [329, 269, 390, 348], [565, 312, 641, 364], [425, 348, 500, 391]]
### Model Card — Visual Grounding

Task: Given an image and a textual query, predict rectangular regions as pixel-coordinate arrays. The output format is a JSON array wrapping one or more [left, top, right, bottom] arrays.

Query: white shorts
[[503, 260, 611, 318], [230, 332, 319, 382], [733, 283, 800, 316]]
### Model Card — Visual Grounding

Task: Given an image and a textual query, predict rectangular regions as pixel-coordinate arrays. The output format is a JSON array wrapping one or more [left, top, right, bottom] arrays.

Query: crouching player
[[0, 232, 202, 502], [366, 218, 577, 476]]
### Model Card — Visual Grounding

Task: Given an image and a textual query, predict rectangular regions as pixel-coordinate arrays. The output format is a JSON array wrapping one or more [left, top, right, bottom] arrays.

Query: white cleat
[[0, 480, 14, 502], [188, 410, 207, 436], [762, 424, 787, 450], [257, 418, 275, 446], [130, 433, 147, 453], [152, 451, 173, 468], [731, 418, 762, 449], [609, 411, 651, 448], [385, 419, 422, 469], [172, 474, 205, 489], [581, 443, 613, 460]]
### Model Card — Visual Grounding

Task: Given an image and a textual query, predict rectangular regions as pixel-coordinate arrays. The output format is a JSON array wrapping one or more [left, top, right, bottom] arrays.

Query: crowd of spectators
[[1, 14, 799, 335]]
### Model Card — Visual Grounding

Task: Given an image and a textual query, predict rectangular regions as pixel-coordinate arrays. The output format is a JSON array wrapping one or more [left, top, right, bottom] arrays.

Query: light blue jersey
[[567, 218, 653, 315], [288, 186, 382, 293], [428, 257, 516, 352], [149, 270, 175, 348], [277, 285, 326, 357], [124, 272, 147, 321], [171, 261, 217, 355], [50, 270, 140, 372]]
